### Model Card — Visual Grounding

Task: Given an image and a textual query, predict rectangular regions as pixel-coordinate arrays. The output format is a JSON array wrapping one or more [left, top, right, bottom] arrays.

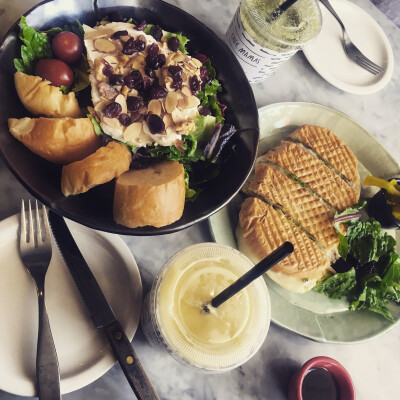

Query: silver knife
[[48, 210, 160, 400]]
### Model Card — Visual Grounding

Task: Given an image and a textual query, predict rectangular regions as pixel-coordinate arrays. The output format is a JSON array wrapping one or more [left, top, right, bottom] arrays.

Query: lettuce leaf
[[314, 202, 400, 321], [163, 31, 190, 54], [87, 114, 104, 136], [314, 268, 356, 299], [197, 60, 223, 123], [190, 115, 216, 144], [14, 16, 52, 74], [345, 219, 396, 265]]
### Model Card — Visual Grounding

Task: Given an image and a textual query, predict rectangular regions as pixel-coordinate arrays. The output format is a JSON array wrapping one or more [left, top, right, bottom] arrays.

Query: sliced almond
[[173, 52, 186, 62], [129, 88, 139, 97], [121, 85, 129, 98], [84, 28, 114, 41], [148, 99, 162, 116], [104, 55, 118, 66], [119, 54, 131, 66], [123, 122, 143, 141], [164, 77, 174, 92], [171, 107, 187, 124], [181, 71, 188, 84], [127, 53, 145, 70], [103, 116, 122, 130], [181, 86, 191, 97], [119, 35, 131, 43], [115, 94, 127, 113], [184, 94, 200, 109], [166, 53, 176, 66], [191, 57, 203, 68], [165, 91, 179, 113], [94, 38, 116, 53], [162, 114, 174, 129]]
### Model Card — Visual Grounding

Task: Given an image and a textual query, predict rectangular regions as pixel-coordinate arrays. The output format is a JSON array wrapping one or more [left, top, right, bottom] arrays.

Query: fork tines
[[20, 199, 50, 247]]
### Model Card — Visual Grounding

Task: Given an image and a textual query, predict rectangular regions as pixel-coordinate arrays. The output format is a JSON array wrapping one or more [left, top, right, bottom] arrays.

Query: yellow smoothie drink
[[141, 243, 271, 372]]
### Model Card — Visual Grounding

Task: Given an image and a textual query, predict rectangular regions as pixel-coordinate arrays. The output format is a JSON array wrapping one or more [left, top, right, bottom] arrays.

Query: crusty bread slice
[[238, 197, 333, 293], [8, 117, 100, 164], [113, 160, 185, 228], [264, 141, 359, 211], [249, 163, 339, 261], [61, 141, 131, 196], [288, 125, 360, 191], [14, 72, 81, 118]]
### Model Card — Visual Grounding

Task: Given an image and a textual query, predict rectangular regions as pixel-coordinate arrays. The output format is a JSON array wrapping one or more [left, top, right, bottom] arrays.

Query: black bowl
[[0, 0, 259, 235], [367, 178, 400, 230]]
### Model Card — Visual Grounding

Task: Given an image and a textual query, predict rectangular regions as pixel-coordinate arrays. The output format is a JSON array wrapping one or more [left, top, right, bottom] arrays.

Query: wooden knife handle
[[104, 321, 160, 400]]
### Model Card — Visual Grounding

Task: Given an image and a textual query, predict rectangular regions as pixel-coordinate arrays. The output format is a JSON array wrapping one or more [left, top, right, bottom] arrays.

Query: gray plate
[[209, 102, 400, 344]]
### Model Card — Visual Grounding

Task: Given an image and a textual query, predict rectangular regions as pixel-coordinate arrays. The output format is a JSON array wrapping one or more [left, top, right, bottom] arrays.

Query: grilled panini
[[238, 197, 333, 293], [288, 124, 360, 191], [248, 163, 339, 261], [263, 141, 359, 211]]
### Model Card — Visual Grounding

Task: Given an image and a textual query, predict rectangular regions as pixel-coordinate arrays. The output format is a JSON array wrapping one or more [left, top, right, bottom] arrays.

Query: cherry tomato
[[51, 31, 83, 64], [34, 58, 74, 87]]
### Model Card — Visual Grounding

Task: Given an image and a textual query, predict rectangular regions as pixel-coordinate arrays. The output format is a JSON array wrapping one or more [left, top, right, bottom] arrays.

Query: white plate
[[0, 215, 142, 396], [303, 0, 394, 94], [209, 102, 400, 343]]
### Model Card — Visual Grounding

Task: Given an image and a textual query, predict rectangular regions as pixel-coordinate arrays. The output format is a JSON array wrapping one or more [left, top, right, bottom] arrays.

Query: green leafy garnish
[[164, 32, 190, 54], [197, 60, 223, 123], [147, 134, 203, 168], [63, 19, 84, 40], [62, 55, 90, 93], [87, 114, 104, 136], [314, 268, 357, 299], [190, 115, 216, 144], [14, 16, 52, 74], [342, 219, 396, 265], [314, 202, 400, 322]]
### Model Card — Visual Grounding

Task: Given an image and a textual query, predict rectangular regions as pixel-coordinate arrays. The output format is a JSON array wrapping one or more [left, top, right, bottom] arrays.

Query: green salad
[[13, 16, 235, 201], [314, 202, 400, 322]]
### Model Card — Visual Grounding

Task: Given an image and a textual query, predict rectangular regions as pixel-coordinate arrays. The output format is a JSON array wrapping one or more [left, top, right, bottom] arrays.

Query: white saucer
[[0, 215, 142, 396], [303, 0, 394, 94]]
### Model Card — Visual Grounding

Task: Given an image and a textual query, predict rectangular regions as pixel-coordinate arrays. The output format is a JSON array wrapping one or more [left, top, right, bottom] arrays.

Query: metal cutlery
[[19, 200, 61, 400], [319, 0, 384, 75], [48, 210, 160, 400]]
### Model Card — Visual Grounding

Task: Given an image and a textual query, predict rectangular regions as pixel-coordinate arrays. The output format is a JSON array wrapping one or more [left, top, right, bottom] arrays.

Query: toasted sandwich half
[[263, 141, 359, 211], [238, 197, 334, 293], [248, 163, 339, 262], [287, 125, 360, 191]]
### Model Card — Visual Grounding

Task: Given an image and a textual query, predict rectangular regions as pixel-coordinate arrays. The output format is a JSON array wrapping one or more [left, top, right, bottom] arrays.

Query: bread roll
[[61, 141, 132, 196], [14, 72, 81, 117], [113, 161, 185, 228], [8, 117, 100, 164]]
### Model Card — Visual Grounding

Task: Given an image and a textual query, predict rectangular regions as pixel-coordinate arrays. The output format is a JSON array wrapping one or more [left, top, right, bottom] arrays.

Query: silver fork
[[19, 200, 61, 400], [319, 0, 384, 75]]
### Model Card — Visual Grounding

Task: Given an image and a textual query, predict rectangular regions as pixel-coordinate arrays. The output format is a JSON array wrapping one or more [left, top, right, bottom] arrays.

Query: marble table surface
[[0, 0, 399, 399]]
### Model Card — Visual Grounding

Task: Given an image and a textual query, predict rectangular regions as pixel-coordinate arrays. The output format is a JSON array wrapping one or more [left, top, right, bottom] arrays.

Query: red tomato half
[[34, 58, 74, 87], [52, 31, 83, 64]]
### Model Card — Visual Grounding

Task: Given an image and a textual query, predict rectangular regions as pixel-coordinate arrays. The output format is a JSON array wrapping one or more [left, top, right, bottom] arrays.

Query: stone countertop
[[0, 0, 399, 399]]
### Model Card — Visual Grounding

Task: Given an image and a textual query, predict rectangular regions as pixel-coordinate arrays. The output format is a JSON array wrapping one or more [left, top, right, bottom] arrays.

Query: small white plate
[[209, 102, 400, 343], [0, 215, 142, 396], [303, 0, 394, 94]]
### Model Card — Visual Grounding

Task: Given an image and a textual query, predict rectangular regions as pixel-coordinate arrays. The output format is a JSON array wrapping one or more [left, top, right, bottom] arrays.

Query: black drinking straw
[[265, 0, 300, 23], [203, 242, 294, 312]]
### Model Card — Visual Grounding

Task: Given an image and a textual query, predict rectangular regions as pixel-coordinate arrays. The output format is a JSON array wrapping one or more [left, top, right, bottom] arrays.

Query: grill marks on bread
[[288, 125, 360, 191], [263, 141, 359, 211], [238, 125, 360, 290], [249, 163, 339, 259], [239, 197, 332, 282]]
